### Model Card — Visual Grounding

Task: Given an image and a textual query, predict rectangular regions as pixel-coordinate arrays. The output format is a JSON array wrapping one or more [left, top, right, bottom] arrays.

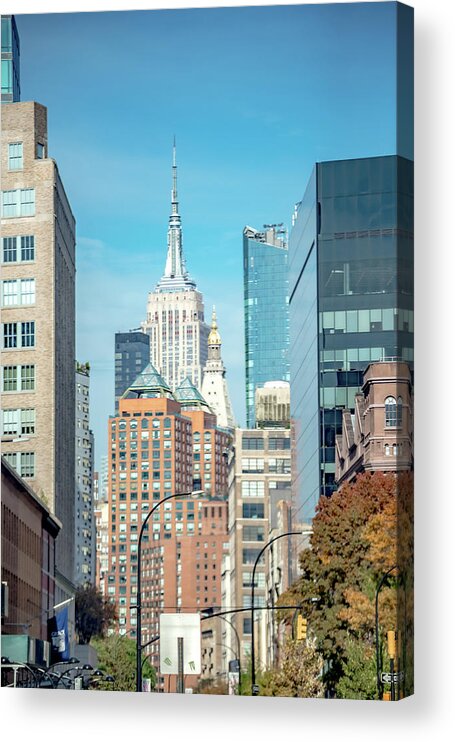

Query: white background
[[1, 1, 453, 740]]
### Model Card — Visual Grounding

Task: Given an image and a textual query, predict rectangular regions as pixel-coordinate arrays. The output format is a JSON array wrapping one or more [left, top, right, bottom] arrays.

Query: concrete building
[[142, 142, 210, 390], [75, 362, 95, 585], [243, 224, 289, 428], [336, 361, 414, 485], [114, 329, 150, 412], [1, 100, 76, 600], [227, 426, 293, 666], [106, 363, 230, 691], [1, 15, 20, 104], [255, 381, 290, 430], [1, 456, 61, 664], [289, 155, 414, 522], [94, 501, 109, 597], [201, 306, 235, 430]]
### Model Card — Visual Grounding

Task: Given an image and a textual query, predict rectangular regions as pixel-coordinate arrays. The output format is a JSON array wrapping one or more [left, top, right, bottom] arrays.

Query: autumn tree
[[277, 471, 413, 698], [259, 639, 324, 698], [75, 584, 117, 645]]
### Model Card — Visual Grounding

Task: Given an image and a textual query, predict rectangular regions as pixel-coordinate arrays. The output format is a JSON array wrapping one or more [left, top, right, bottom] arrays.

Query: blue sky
[[17, 2, 399, 470]]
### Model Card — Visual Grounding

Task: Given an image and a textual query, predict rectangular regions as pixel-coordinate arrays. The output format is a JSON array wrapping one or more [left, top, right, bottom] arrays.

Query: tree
[[259, 639, 324, 698], [277, 472, 414, 698], [91, 635, 155, 692], [75, 584, 117, 645]]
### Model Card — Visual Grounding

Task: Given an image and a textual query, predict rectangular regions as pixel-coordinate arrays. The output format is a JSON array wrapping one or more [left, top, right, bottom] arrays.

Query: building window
[[242, 502, 264, 519], [8, 142, 23, 170], [1, 278, 35, 307], [242, 436, 264, 451], [243, 525, 265, 542], [242, 548, 264, 565], [241, 458, 264, 473], [385, 397, 397, 427], [268, 437, 290, 450], [2, 321, 35, 350], [268, 457, 291, 473], [1, 188, 35, 217], [241, 480, 265, 498], [36, 143, 45, 159], [3, 451, 35, 477], [1, 235, 35, 263]]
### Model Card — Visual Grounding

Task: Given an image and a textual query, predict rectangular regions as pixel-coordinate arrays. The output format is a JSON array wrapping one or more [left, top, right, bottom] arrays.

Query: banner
[[47, 606, 70, 663]]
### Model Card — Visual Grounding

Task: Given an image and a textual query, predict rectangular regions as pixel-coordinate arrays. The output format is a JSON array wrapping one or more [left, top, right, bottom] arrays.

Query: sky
[[16, 2, 400, 470]]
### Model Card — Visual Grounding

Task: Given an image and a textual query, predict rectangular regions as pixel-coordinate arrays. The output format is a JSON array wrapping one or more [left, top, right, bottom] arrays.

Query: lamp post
[[136, 489, 204, 692], [250, 530, 312, 696]]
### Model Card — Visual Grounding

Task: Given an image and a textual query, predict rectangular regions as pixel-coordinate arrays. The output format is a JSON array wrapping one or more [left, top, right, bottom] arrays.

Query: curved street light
[[250, 530, 312, 695], [136, 489, 204, 692]]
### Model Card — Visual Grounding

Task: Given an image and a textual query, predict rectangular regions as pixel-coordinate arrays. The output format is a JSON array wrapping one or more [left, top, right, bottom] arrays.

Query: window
[[8, 143, 23, 170], [268, 458, 291, 473], [1, 189, 35, 217], [242, 436, 264, 451], [385, 397, 398, 427], [36, 143, 45, 159], [242, 502, 264, 519], [241, 480, 265, 498], [2, 237, 17, 262], [268, 437, 290, 450], [1, 278, 35, 306], [241, 458, 264, 473], [2, 322, 35, 350], [3, 451, 35, 477], [243, 525, 265, 542], [242, 548, 264, 565]]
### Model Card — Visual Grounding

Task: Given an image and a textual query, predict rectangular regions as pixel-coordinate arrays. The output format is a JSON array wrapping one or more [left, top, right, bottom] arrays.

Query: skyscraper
[[1, 15, 20, 104], [1, 101, 76, 597], [142, 142, 210, 390], [289, 155, 414, 522], [75, 362, 95, 585], [114, 329, 150, 412], [201, 306, 235, 429], [243, 225, 290, 428]]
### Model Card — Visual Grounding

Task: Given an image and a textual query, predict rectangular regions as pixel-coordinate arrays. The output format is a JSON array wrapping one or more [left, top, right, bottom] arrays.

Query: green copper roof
[[122, 363, 174, 399], [174, 377, 211, 410]]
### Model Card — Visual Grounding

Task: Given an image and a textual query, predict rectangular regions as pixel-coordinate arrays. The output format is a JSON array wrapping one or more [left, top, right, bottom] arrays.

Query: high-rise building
[[227, 426, 292, 665], [289, 155, 414, 522], [114, 329, 150, 412], [1, 101, 76, 598], [1, 15, 20, 104], [106, 363, 230, 690], [75, 362, 95, 585], [142, 142, 210, 390], [201, 307, 235, 429], [243, 224, 290, 428]]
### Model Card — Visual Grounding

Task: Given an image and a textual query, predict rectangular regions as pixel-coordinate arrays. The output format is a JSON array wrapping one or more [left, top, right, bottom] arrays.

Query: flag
[[48, 606, 70, 663]]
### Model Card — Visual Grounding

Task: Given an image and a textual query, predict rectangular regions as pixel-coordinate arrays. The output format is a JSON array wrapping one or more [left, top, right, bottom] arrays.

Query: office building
[[243, 224, 289, 428], [336, 361, 413, 485], [1, 101, 76, 599], [114, 329, 150, 412], [1, 15, 20, 104], [289, 155, 414, 522], [106, 363, 229, 690], [75, 362, 95, 585], [142, 142, 210, 390], [201, 307, 235, 429]]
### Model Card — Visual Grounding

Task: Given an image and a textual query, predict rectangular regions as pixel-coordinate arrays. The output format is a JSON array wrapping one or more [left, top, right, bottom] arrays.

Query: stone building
[[335, 361, 413, 485], [1, 100, 76, 600]]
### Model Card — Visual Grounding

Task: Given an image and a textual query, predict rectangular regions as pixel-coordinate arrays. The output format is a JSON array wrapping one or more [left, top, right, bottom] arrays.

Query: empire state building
[[141, 141, 210, 391]]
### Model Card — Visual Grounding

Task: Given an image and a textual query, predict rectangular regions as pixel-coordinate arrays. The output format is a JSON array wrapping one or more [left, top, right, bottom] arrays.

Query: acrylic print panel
[[0, 1, 413, 700]]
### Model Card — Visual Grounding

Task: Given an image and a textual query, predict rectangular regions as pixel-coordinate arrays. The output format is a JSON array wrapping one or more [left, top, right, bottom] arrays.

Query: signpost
[[380, 671, 404, 684]]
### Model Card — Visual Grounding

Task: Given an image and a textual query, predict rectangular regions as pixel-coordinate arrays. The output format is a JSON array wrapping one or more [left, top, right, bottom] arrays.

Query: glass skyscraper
[[243, 225, 290, 428], [114, 330, 150, 412], [1, 15, 20, 104], [289, 155, 414, 522]]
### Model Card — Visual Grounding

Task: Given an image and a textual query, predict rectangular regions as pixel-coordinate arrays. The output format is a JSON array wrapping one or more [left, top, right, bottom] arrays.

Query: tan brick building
[[1, 101, 76, 597], [335, 361, 414, 484]]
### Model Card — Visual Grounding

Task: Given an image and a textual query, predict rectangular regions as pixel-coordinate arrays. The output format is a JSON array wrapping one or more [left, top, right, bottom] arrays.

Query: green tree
[[335, 638, 377, 699], [75, 584, 117, 645], [91, 635, 155, 692]]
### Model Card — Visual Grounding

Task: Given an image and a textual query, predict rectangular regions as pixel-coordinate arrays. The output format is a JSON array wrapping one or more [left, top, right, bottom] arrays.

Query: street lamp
[[250, 530, 312, 695], [136, 489, 204, 692]]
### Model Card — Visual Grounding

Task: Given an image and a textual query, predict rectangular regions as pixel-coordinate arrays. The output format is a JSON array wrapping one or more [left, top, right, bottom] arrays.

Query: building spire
[[156, 139, 196, 292]]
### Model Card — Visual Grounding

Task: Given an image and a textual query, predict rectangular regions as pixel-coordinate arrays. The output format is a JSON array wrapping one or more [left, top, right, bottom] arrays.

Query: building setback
[[243, 224, 290, 428], [75, 362, 95, 585], [289, 155, 414, 523], [114, 329, 150, 412], [1, 101, 76, 598], [106, 363, 230, 691], [142, 142, 210, 390]]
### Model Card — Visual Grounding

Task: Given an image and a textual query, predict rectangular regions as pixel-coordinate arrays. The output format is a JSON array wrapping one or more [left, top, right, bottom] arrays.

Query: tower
[[201, 306, 235, 429], [142, 140, 210, 390]]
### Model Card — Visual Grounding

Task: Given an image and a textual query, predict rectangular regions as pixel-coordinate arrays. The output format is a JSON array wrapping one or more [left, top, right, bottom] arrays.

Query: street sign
[[159, 613, 201, 675], [380, 671, 404, 684], [252, 684, 260, 695]]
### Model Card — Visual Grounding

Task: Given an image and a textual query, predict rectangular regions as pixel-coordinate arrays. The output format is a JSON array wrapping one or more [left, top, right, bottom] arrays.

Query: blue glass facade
[[1, 16, 20, 104], [115, 330, 151, 412], [243, 226, 290, 428], [290, 156, 414, 522]]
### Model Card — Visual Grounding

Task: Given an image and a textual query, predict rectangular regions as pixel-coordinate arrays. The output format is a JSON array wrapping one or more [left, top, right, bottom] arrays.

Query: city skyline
[[15, 3, 401, 469]]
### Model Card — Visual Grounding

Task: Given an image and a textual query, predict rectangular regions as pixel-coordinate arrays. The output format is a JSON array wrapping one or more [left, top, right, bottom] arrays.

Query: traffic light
[[387, 630, 397, 660], [296, 615, 307, 641]]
